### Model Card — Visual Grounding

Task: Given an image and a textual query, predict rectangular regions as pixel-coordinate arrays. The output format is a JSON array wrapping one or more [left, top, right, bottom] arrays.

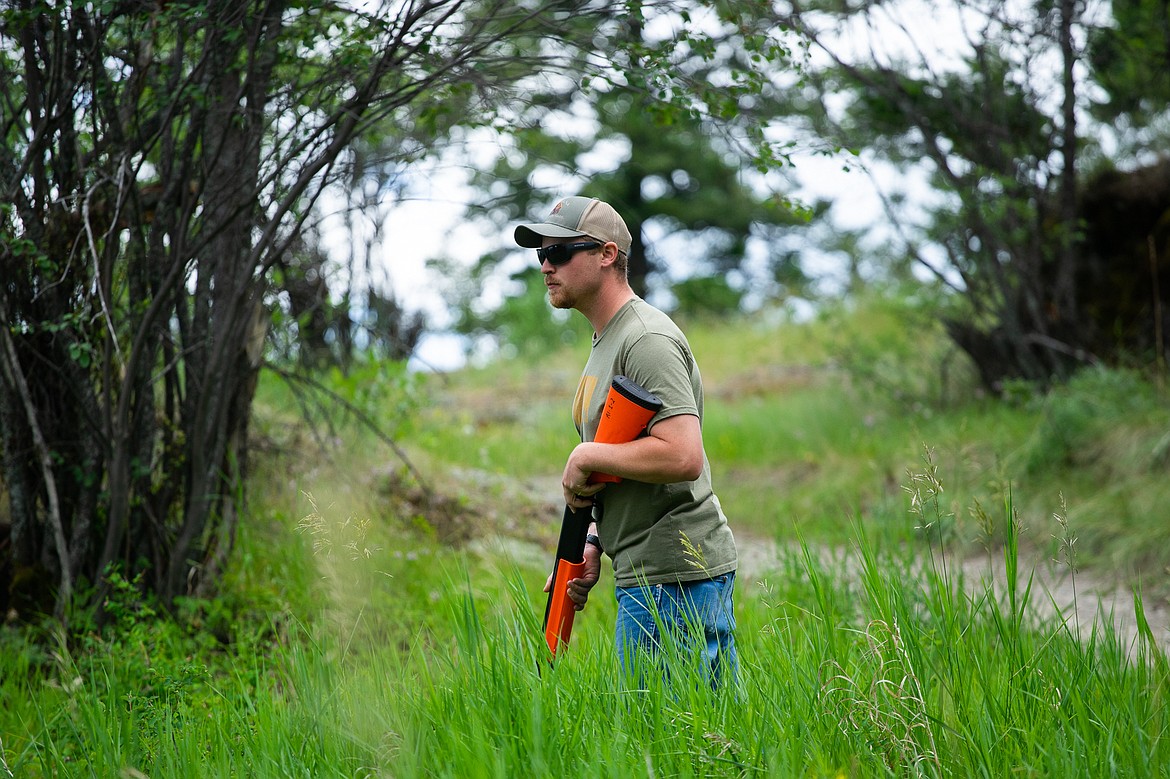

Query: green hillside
[[339, 294, 1170, 579]]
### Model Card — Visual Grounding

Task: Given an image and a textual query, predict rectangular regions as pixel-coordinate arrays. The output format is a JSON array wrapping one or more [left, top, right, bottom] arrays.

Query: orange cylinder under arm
[[542, 377, 663, 661], [588, 375, 664, 484]]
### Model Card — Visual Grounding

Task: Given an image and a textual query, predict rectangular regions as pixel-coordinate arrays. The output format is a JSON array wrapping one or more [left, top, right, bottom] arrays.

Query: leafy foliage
[[460, 0, 810, 316], [1087, 0, 1170, 145], [0, 0, 693, 623], [777, 0, 1170, 391]]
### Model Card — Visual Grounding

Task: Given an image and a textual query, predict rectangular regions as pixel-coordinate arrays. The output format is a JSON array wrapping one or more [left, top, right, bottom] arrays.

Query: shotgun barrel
[[543, 375, 663, 659]]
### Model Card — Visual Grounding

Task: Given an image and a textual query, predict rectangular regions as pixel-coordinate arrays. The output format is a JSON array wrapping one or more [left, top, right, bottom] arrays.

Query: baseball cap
[[514, 196, 633, 257]]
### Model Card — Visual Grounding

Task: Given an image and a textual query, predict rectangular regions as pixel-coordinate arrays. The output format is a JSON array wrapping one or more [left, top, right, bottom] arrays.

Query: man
[[514, 196, 739, 688]]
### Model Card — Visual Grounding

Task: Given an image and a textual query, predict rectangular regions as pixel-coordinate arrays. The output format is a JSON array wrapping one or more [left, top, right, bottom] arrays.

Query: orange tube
[[543, 377, 663, 660], [588, 376, 663, 484], [544, 557, 586, 655]]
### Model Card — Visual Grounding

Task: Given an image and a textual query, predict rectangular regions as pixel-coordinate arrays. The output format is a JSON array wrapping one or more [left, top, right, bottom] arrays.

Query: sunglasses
[[536, 240, 602, 266]]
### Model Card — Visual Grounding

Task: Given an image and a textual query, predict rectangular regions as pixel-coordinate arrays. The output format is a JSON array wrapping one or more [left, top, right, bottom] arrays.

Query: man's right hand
[[543, 541, 602, 611]]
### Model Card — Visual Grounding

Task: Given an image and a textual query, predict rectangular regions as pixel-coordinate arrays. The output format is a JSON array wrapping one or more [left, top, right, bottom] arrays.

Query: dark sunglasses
[[536, 240, 602, 266]]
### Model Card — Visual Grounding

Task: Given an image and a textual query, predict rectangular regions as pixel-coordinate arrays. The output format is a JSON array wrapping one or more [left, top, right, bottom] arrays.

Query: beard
[[546, 283, 574, 310]]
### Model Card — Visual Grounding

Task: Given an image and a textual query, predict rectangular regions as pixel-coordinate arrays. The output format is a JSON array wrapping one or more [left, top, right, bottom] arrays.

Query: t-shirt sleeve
[[623, 333, 698, 427]]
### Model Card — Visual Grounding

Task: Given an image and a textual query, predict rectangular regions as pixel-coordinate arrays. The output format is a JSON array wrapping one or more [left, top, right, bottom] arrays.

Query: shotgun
[[542, 375, 663, 659]]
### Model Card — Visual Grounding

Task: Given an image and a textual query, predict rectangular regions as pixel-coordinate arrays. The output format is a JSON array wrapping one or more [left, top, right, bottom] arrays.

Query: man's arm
[[561, 413, 704, 506]]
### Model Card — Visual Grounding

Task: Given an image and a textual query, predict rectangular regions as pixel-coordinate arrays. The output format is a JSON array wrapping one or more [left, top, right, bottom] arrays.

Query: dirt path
[[738, 536, 1170, 657]]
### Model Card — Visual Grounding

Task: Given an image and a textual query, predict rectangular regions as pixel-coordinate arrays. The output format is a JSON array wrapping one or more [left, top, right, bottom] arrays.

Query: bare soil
[[738, 538, 1170, 657]]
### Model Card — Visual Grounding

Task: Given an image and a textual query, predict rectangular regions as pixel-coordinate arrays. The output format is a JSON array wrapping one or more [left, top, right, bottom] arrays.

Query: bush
[[1021, 366, 1167, 473], [815, 286, 981, 409]]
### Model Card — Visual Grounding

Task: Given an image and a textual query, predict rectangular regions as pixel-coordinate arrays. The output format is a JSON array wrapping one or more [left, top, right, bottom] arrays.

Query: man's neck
[[582, 282, 636, 336]]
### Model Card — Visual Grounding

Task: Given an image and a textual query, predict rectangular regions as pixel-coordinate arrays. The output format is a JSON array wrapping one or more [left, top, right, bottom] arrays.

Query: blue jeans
[[615, 572, 738, 691]]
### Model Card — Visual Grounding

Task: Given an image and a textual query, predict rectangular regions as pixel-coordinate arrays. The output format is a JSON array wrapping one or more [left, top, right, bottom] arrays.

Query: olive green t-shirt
[[573, 297, 737, 587]]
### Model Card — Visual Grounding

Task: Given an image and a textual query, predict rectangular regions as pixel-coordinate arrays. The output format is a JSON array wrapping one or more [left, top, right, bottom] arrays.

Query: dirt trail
[[737, 536, 1170, 656]]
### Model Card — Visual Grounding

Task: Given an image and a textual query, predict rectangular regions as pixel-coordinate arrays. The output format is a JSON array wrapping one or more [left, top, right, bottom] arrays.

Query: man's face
[[540, 235, 597, 310]]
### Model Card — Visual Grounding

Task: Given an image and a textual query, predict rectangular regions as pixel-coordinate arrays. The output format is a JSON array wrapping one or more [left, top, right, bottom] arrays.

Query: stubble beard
[[547, 285, 574, 310]]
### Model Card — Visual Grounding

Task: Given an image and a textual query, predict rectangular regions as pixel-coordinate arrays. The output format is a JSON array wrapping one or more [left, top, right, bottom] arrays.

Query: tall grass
[[4, 481, 1169, 776]]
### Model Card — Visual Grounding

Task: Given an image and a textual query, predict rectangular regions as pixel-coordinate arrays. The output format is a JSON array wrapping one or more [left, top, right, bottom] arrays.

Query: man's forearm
[[570, 412, 705, 484]]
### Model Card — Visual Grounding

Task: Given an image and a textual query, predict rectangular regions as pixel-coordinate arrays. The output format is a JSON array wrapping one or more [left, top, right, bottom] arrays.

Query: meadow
[[3, 293, 1170, 777]]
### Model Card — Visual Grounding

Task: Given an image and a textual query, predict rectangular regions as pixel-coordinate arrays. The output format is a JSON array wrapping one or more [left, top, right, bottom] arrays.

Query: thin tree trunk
[[1054, 0, 1080, 322], [0, 298, 71, 618]]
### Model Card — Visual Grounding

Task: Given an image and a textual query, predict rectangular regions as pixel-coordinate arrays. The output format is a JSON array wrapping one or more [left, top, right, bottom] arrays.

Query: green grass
[[4, 293, 1170, 776]]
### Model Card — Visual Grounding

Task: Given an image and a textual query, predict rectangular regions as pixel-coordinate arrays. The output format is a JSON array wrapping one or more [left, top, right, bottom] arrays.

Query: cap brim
[[514, 223, 587, 248]]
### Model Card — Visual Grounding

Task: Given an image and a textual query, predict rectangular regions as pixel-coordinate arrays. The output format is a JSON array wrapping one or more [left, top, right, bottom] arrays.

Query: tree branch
[[264, 362, 434, 499]]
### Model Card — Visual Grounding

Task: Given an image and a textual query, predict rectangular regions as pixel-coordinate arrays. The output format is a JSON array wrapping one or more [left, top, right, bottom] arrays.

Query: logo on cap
[[550, 201, 564, 215]]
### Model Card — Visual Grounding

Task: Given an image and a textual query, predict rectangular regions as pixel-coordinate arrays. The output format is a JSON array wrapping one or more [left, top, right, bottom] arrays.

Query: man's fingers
[[566, 577, 597, 606], [564, 489, 595, 510], [563, 481, 606, 508], [548, 570, 594, 601]]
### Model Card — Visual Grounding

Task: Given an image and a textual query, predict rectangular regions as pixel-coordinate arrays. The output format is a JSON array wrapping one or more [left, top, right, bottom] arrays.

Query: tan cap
[[514, 196, 632, 257]]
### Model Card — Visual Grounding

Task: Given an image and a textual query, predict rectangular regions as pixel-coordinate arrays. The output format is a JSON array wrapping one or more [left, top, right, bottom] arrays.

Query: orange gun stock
[[542, 376, 663, 660]]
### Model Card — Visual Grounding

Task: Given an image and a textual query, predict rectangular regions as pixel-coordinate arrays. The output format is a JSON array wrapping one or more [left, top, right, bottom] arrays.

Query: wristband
[[585, 533, 603, 553]]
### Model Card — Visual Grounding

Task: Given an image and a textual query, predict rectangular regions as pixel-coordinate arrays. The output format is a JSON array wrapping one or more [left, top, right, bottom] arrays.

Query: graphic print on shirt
[[572, 374, 599, 435]]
